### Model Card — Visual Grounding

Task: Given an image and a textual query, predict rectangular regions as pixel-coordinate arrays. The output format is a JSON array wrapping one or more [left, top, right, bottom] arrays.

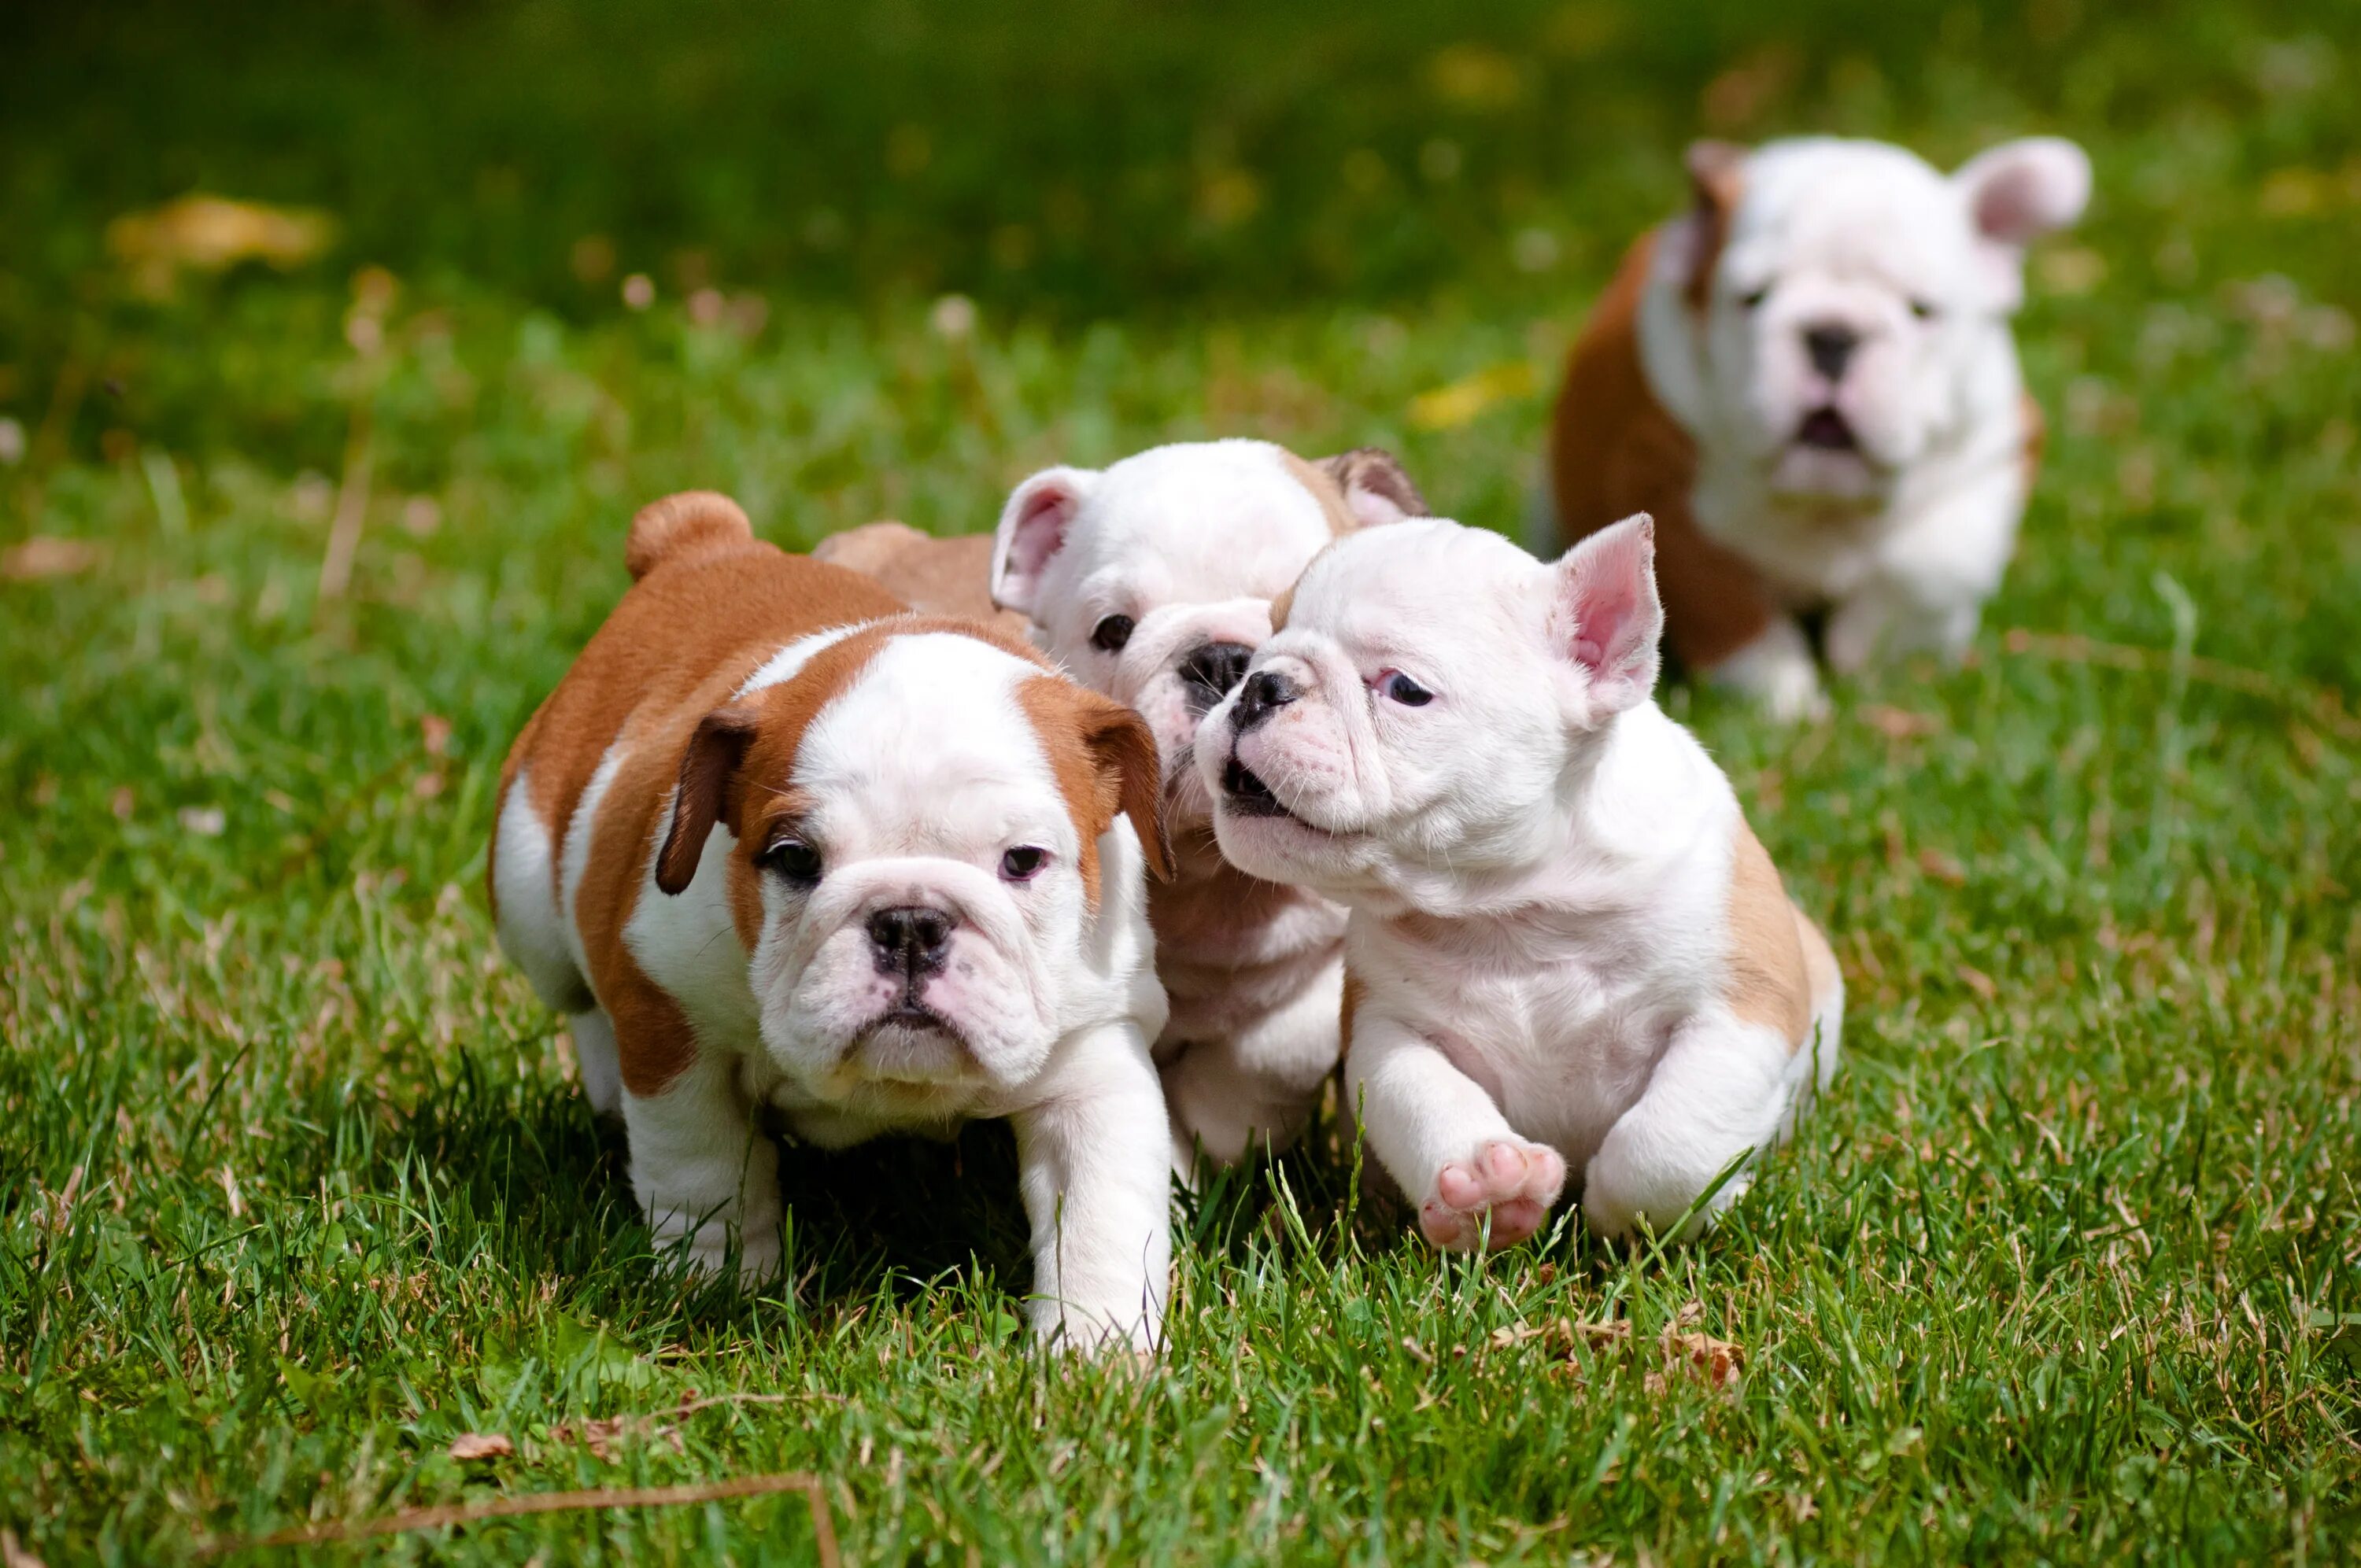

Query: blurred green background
[[4, 2, 2358, 1562]]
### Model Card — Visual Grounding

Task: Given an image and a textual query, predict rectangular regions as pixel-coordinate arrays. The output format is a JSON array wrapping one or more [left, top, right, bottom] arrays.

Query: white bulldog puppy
[[1543, 135, 2091, 719], [992, 439, 1426, 1171], [1199, 514, 1842, 1246], [493, 492, 1173, 1352]]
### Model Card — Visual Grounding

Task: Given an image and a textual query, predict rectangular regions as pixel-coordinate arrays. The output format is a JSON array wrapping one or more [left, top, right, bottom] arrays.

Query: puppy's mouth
[[1794, 408, 1860, 452], [853, 996, 976, 1075], [1221, 757, 1295, 821]]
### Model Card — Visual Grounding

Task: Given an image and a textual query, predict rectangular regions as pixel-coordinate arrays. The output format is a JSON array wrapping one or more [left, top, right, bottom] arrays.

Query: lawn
[[3, 0, 2358, 1562]]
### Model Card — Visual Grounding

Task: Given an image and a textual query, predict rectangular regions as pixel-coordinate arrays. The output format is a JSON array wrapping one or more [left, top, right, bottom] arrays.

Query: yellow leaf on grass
[[107, 195, 336, 295], [2, 538, 104, 581], [1407, 360, 1539, 431]]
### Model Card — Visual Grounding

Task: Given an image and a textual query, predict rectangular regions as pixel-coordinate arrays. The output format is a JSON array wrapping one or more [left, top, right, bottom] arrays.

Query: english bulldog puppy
[[990, 439, 1427, 1171], [1543, 135, 2091, 719], [492, 492, 1174, 1352], [1199, 514, 1842, 1247]]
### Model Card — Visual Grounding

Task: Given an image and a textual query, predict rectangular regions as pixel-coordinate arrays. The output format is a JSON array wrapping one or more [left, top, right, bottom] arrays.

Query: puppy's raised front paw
[[1418, 1138, 1567, 1252]]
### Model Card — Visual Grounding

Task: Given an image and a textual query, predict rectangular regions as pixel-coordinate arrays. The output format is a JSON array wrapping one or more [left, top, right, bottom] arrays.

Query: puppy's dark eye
[[999, 846, 1049, 882], [1380, 671, 1434, 707], [1738, 285, 1771, 310], [760, 838, 822, 885], [1091, 615, 1135, 653], [1909, 298, 1939, 321]]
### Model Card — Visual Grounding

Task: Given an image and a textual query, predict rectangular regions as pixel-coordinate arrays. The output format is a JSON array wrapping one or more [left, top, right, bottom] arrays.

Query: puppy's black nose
[[1804, 324, 1859, 381], [1178, 641, 1255, 714], [867, 906, 953, 977], [1232, 669, 1299, 732]]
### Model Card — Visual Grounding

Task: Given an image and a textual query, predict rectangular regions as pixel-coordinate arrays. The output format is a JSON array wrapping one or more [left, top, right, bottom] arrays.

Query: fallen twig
[[201, 1471, 840, 1563]]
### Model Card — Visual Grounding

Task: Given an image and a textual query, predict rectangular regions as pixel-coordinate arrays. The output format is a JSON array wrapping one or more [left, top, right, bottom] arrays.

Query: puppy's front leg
[[1706, 617, 1828, 722], [1583, 1015, 1795, 1243], [1346, 1015, 1565, 1252], [1011, 1025, 1173, 1354], [621, 1050, 782, 1283]]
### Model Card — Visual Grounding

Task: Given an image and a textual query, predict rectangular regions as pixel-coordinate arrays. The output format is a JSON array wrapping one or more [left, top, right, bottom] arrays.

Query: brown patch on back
[[814, 522, 1027, 636], [493, 509, 913, 1095], [1549, 231, 1779, 672], [1792, 904, 1841, 1041], [1723, 823, 1812, 1050], [1015, 676, 1171, 909], [624, 491, 752, 582]]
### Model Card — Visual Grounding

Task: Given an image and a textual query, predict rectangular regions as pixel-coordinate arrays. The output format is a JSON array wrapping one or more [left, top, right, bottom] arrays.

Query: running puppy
[[1200, 515, 1841, 1246], [992, 440, 1426, 1171], [492, 492, 1173, 1351], [1544, 135, 2089, 718]]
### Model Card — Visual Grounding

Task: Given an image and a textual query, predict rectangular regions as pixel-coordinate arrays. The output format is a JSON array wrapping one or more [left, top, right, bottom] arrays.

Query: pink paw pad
[[1418, 1138, 1568, 1252]]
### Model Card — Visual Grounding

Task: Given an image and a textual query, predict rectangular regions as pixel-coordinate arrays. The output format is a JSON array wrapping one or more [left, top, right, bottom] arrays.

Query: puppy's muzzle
[[867, 905, 954, 989], [1802, 322, 1859, 382], [1230, 669, 1298, 734], [1178, 640, 1255, 716]]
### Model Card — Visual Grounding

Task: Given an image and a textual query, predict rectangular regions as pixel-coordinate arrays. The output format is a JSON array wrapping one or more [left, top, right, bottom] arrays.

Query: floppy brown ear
[[1679, 140, 1749, 310], [1316, 447, 1430, 529], [1077, 693, 1173, 882], [656, 703, 759, 895]]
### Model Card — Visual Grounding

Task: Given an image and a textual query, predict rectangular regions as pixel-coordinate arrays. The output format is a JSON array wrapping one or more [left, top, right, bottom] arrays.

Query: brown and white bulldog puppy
[[1543, 135, 2090, 719], [490, 492, 1174, 1352], [990, 439, 1427, 1172], [812, 522, 1029, 637]]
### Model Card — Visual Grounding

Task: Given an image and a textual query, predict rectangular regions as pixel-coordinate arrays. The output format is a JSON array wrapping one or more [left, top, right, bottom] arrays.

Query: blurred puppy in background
[[992, 439, 1427, 1172], [1543, 135, 2090, 719]]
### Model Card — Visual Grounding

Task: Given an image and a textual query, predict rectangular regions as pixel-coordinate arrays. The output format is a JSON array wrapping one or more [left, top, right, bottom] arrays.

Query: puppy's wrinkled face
[[660, 630, 1162, 1120], [1197, 517, 1665, 905], [992, 440, 1422, 829], [1663, 136, 2088, 501]]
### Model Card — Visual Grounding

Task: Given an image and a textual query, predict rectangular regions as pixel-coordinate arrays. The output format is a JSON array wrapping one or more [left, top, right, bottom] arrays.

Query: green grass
[[4, 1, 2359, 1562]]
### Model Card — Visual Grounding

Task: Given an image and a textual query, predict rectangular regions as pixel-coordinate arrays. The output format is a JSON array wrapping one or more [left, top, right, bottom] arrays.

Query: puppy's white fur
[[993, 439, 1417, 1171], [1199, 516, 1841, 1245], [495, 530, 1172, 1352], [1625, 135, 2086, 716]]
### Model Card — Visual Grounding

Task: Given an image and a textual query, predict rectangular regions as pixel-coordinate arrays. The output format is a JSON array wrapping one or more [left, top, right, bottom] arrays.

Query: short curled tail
[[624, 490, 752, 581]]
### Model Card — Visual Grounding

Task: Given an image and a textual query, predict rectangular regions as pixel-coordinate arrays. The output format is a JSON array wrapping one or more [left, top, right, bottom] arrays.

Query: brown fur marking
[[1550, 231, 1779, 671], [1680, 141, 1748, 312], [493, 496, 913, 1096], [1723, 823, 1813, 1050], [1015, 676, 1171, 909], [1280, 451, 1360, 537], [813, 522, 1026, 636]]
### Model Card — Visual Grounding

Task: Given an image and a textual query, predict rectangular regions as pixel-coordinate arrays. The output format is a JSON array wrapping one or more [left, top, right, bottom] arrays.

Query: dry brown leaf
[[1863, 704, 1942, 740], [2, 538, 104, 581], [448, 1432, 514, 1462], [1664, 1329, 1744, 1389]]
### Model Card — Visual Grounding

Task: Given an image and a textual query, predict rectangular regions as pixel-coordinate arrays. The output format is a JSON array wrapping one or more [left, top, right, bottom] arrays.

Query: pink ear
[[1552, 514, 1664, 716], [1956, 137, 2090, 245], [990, 467, 1097, 616]]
